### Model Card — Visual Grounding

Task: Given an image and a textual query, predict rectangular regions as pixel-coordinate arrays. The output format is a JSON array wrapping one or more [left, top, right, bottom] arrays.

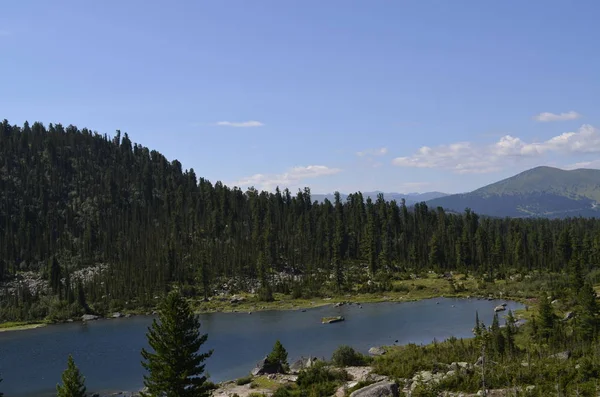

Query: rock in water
[[368, 347, 386, 356], [81, 314, 100, 321], [494, 305, 506, 312], [349, 381, 399, 397]]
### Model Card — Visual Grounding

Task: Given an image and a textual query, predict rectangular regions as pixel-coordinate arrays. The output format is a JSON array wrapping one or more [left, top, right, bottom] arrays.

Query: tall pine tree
[[56, 355, 86, 397], [141, 290, 213, 397]]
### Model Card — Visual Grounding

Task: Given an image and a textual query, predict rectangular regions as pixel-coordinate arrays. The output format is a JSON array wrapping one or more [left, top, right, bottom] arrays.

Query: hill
[[312, 191, 448, 204], [427, 166, 600, 218], [0, 119, 597, 324]]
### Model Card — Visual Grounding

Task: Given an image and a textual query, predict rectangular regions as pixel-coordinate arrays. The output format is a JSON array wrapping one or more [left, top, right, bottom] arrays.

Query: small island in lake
[[322, 316, 344, 324]]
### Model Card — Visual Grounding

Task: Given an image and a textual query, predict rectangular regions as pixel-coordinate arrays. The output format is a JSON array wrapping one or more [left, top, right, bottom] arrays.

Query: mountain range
[[427, 166, 600, 218], [311, 191, 449, 205], [320, 166, 600, 218]]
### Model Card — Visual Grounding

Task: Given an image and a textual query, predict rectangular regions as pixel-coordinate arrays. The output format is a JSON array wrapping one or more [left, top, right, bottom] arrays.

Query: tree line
[[1, 120, 599, 320]]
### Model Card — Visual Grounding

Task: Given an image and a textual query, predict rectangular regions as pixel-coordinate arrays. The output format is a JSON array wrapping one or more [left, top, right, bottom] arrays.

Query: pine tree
[[474, 311, 482, 338], [537, 295, 555, 342], [141, 290, 213, 397], [490, 313, 505, 357], [267, 340, 289, 372], [56, 355, 86, 397], [576, 282, 599, 341], [504, 310, 517, 356]]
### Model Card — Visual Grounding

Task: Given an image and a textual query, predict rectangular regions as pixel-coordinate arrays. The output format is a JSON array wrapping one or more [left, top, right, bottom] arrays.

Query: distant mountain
[[427, 166, 600, 218], [312, 191, 448, 204]]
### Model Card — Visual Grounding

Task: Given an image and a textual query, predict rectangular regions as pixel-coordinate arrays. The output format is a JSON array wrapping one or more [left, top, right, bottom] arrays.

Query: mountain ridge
[[311, 191, 449, 204], [427, 166, 600, 218]]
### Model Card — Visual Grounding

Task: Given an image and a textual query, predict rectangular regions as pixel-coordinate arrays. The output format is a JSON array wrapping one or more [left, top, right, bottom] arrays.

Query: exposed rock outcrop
[[349, 381, 399, 397], [368, 347, 386, 356], [289, 356, 319, 374], [251, 356, 286, 376]]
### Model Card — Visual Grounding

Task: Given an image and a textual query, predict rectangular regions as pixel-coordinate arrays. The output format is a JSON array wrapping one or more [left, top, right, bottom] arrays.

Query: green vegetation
[[141, 290, 213, 397], [5, 120, 600, 394], [272, 362, 351, 397], [331, 345, 371, 367], [235, 375, 253, 386], [2, 121, 600, 324], [429, 166, 600, 218], [56, 355, 86, 397], [266, 340, 289, 372]]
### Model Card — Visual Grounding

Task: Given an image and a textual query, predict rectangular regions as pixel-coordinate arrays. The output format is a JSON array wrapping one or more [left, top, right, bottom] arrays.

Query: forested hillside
[[1, 120, 599, 321], [428, 166, 600, 218]]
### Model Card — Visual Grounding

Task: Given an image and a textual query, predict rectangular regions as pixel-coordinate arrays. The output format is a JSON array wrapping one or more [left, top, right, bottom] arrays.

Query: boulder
[[368, 347, 386, 356], [289, 356, 319, 374], [449, 362, 471, 371], [82, 314, 100, 321], [494, 305, 506, 312], [563, 311, 574, 321], [474, 356, 496, 367], [349, 381, 399, 397], [549, 351, 571, 360], [251, 356, 285, 376], [412, 370, 433, 383], [112, 312, 124, 318], [230, 295, 246, 304]]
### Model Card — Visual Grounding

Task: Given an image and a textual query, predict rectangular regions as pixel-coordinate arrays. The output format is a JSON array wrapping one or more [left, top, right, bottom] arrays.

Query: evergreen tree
[[537, 295, 556, 342], [473, 311, 482, 338], [504, 310, 517, 356], [56, 355, 86, 397], [267, 340, 289, 372], [141, 290, 213, 397], [490, 313, 505, 357], [576, 282, 599, 341]]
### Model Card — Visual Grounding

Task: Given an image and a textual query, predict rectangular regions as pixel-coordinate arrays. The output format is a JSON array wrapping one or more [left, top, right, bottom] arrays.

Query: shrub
[[331, 345, 370, 367], [236, 375, 253, 385]]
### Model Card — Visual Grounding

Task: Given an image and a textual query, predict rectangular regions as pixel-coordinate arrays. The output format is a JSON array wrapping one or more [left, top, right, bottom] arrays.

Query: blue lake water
[[0, 298, 524, 396]]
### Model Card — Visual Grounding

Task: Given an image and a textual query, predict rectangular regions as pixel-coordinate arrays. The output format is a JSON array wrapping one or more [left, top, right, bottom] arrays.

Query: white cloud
[[565, 159, 600, 170], [392, 124, 600, 174], [233, 165, 342, 191], [215, 120, 264, 127], [356, 147, 388, 157], [533, 111, 581, 122]]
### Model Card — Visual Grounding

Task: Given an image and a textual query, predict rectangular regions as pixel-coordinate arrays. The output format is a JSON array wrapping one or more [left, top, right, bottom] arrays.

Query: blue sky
[[2, 1, 600, 194]]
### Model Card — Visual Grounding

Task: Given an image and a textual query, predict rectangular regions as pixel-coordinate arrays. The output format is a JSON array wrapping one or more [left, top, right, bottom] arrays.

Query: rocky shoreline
[[91, 345, 537, 397]]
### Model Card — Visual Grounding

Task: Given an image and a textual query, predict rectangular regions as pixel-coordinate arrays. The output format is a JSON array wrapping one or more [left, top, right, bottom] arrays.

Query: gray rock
[[449, 362, 471, 371], [368, 347, 386, 356], [549, 350, 571, 360], [563, 311, 574, 321], [82, 314, 100, 321], [349, 381, 399, 397], [112, 312, 124, 318], [413, 370, 433, 383], [474, 356, 496, 366], [289, 356, 319, 374], [494, 305, 506, 312], [251, 356, 286, 376]]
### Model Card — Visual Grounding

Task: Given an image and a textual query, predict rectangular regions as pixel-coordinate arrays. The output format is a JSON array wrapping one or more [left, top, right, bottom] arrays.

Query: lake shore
[[0, 274, 533, 332], [0, 321, 48, 332]]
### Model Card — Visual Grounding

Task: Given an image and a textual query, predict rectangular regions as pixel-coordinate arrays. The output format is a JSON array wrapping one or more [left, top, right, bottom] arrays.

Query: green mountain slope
[[428, 166, 600, 218]]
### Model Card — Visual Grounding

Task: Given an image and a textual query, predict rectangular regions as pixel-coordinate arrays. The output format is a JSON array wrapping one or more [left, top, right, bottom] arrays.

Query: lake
[[0, 298, 524, 396]]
